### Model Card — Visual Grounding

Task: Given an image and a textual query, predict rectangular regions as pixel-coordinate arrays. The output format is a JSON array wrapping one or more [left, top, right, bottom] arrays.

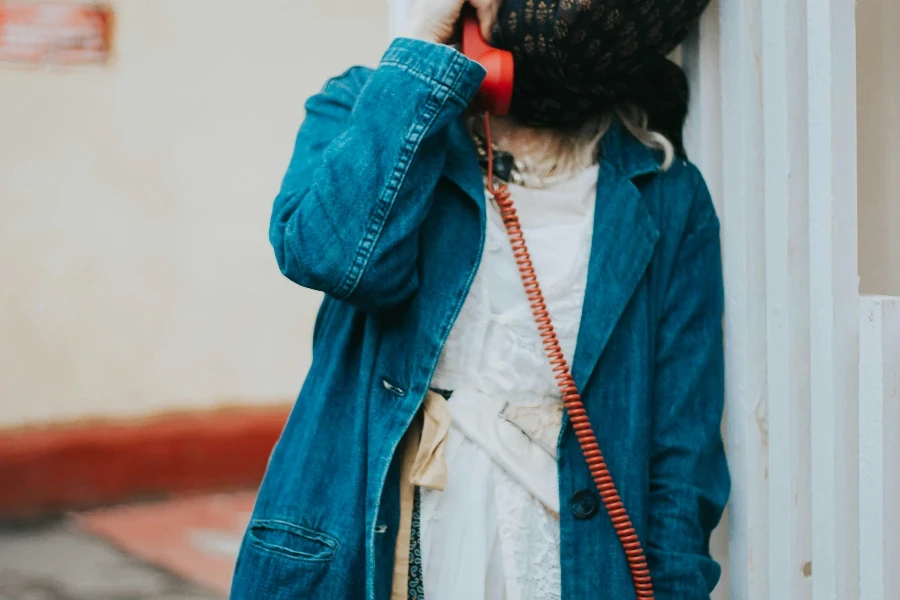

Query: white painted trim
[[859, 296, 900, 600], [761, 0, 813, 597], [717, 0, 768, 596], [807, 0, 860, 597]]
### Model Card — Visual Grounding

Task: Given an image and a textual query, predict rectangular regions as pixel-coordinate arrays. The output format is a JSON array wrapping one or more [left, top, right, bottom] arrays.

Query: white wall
[[857, 0, 900, 297], [0, 0, 389, 428]]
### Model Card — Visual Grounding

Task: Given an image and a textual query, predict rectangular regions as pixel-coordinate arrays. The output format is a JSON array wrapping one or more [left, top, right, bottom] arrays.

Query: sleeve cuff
[[381, 38, 486, 106]]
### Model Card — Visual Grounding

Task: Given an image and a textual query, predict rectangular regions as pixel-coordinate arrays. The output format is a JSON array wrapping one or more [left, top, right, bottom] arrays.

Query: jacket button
[[570, 489, 600, 520]]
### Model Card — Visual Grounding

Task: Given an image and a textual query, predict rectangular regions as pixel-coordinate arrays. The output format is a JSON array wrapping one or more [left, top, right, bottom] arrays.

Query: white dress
[[420, 164, 600, 600]]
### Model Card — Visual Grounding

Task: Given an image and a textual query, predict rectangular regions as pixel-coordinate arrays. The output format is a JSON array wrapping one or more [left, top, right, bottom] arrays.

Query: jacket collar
[[442, 115, 662, 391], [442, 116, 662, 206], [597, 118, 664, 182]]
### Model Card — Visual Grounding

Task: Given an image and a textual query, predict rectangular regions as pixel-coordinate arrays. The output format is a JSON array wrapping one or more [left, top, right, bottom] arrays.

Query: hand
[[404, 0, 501, 45]]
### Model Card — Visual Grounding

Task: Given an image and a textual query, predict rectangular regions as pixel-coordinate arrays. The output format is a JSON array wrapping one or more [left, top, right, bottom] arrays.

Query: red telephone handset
[[460, 7, 513, 116], [461, 8, 655, 599]]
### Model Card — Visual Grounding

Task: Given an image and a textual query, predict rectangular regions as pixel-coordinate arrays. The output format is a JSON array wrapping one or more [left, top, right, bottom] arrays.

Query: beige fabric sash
[[391, 391, 450, 600], [390, 389, 562, 598]]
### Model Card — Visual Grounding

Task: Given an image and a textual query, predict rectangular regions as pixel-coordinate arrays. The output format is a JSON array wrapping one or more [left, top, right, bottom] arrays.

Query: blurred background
[[0, 1, 387, 430], [0, 1, 388, 598], [1, 0, 898, 599]]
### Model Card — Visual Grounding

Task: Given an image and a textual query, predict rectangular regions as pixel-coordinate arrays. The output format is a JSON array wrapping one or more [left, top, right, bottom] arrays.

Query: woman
[[231, 0, 729, 599]]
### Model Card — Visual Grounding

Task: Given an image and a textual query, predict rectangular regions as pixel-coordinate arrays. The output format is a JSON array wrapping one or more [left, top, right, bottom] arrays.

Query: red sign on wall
[[0, 2, 113, 65]]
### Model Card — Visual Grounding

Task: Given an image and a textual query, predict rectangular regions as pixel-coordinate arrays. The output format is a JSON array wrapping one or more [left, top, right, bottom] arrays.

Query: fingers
[[470, 0, 500, 42]]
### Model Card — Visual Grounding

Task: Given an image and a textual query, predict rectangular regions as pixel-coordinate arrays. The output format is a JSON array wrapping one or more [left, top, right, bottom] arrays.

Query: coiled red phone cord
[[483, 113, 655, 600]]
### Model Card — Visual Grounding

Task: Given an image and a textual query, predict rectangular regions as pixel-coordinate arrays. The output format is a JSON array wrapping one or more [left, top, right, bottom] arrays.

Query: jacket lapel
[[571, 124, 662, 391]]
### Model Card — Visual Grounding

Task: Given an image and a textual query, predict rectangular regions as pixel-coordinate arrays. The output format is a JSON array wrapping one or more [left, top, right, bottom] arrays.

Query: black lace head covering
[[490, 0, 711, 156]]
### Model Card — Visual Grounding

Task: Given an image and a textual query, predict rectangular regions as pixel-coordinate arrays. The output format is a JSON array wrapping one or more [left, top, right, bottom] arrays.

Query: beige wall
[[0, 0, 389, 428], [858, 0, 900, 296]]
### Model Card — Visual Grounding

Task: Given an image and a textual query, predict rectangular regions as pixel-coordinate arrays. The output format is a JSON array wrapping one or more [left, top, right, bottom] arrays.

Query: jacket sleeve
[[270, 38, 485, 313], [646, 171, 730, 599]]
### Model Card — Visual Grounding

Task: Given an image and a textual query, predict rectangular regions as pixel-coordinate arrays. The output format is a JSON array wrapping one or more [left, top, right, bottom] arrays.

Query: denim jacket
[[231, 38, 729, 600]]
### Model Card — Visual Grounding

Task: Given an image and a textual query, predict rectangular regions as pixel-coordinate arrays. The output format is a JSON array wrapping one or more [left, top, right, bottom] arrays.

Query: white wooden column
[[859, 296, 900, 600], [717, 0, 769, 593], [807, 1, 860, 597], [760, 0, 812, 598], [685, 0, 860, 598]]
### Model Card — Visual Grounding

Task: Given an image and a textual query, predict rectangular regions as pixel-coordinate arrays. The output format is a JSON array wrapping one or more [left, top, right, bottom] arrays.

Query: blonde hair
[[471, 105, 675, 189], [612, 103, 676, 171]]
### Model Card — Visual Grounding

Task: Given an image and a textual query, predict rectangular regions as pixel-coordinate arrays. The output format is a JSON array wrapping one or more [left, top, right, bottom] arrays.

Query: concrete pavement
[[0, 519, 222, 600]]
